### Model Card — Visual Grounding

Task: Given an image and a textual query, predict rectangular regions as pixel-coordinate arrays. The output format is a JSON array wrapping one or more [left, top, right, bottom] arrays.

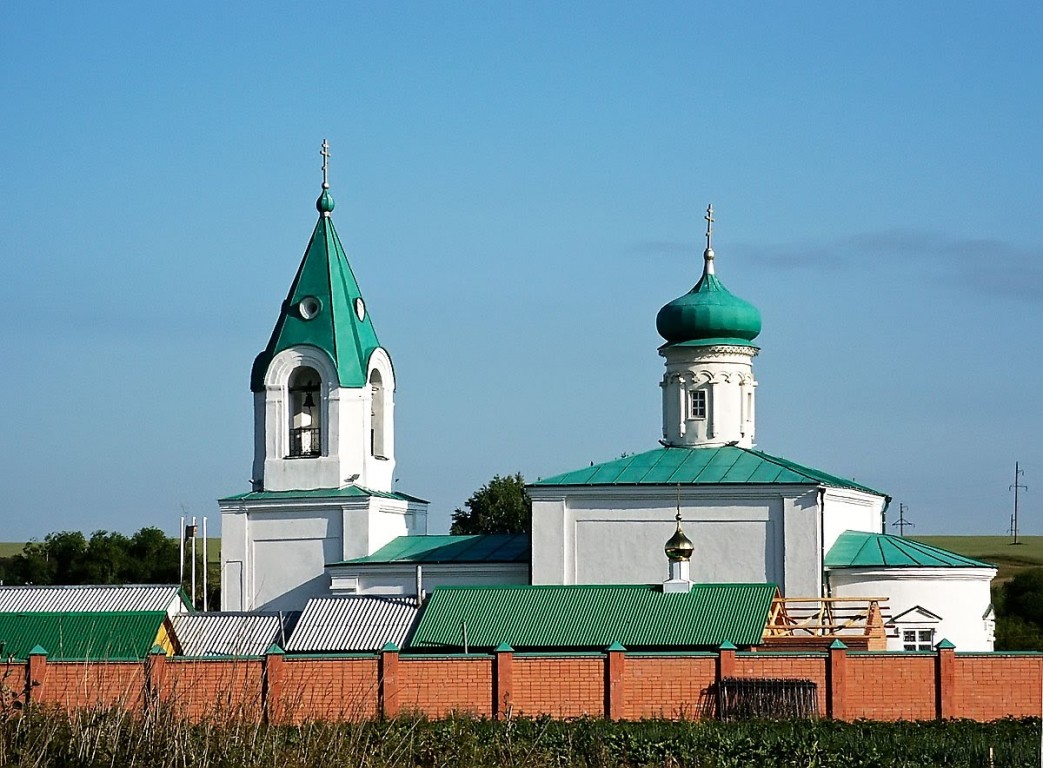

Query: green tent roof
[[408, 583, 777, 651], [533, 445, 885, 496], [220, 485, 427, 503], [251, 186, 384, 391], [0, 611, 168, 661], [336, 534, 530, 566], [825, 531, 994, 569]]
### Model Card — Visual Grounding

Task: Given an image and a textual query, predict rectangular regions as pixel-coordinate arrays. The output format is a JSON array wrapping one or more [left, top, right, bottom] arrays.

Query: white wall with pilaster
[[530, 484, 825, 596], [660, 345, 757, 448], [328, 562, 529, 596], [821, 488, 887, 555]]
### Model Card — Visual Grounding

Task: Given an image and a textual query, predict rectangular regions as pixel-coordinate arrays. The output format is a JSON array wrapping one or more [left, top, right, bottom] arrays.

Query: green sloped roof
[[533, 446, 884, 496], [336, 534, 530, 565], [408, 583, 777, 651], [825, 531, 994, 569], [251, 187, 384, 391], [0, 611, 167, 660], [220, 486, 427, 503]]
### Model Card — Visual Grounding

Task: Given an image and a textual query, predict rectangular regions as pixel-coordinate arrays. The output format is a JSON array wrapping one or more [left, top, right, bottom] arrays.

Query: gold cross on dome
[[704, 204, 714, 250], [320, 139, 331, 189]]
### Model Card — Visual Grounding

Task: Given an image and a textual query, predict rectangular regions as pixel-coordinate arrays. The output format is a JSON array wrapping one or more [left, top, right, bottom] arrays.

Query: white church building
[[221, 149, 995, 651]]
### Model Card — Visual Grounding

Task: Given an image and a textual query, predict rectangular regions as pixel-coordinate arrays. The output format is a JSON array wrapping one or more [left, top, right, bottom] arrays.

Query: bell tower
[[250, 139, 396, 492], [656, 206, 761, 448]]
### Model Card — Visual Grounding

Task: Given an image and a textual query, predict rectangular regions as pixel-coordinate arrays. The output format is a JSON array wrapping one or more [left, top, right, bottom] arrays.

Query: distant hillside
[[913, 536, 1043, 581], [0, 539, 222, 564]]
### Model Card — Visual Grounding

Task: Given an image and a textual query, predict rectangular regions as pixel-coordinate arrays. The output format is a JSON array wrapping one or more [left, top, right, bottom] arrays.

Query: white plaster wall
[[821, 489, 886, 556], [660, 346, 757, 448], [828, 567, 997, 652], [530, 485, 822, 595], [328, 563, 529, 595], [219, 495, 428, 612]]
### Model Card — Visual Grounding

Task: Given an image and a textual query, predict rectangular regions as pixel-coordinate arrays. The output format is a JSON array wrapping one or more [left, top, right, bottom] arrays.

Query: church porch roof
[[408, 583, 778, 651], [532, 445, 884, 496]]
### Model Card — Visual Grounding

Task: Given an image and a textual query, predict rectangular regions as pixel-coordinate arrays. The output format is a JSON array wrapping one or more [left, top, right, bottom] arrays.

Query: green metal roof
[[825, 531, 994, 569], [0, 611, 167, 661], [408, 583, 778, 651], [251, 186, 384, 391], [336, 534, 530, 565], [220, 485, 427, 503], [533, 445, 885, 496]]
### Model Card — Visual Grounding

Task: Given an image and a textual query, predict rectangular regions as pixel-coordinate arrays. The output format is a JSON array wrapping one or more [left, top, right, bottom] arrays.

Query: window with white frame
[[902, 628, 935, 651], [688, 389, 707, 419]]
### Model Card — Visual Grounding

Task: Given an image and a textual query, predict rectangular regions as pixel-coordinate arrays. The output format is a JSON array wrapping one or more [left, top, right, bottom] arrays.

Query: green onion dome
[[316, 187, 335, 214], [656, 245, 761, 347], [665, 513, 694, 562]]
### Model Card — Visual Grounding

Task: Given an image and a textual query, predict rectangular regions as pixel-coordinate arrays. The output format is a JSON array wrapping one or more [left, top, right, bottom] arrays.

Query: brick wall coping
[[283, 652, 379, 660], [624, 651, 719, 658], [170, 655, 264, 662], [848, 651, 933, 657], [36, 657, 143, 663], [955, 651, 1043, 657], [735, 651, 827, 658], [400, 653, 495, 660], [511, 651, 607, 658]]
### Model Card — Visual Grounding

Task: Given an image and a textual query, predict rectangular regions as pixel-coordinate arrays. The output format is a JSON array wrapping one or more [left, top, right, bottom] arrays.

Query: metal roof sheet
[[285, 596, 419, 653], [171, 612, 296, 656], [408, 583, 778, 651], [0, 611, 167, 660], [533, 446, 885, 496], [0, 585, 189, 615], [221, 486, 427, 503], [825, 531, 994, 569], [337, 534, 530, 565]]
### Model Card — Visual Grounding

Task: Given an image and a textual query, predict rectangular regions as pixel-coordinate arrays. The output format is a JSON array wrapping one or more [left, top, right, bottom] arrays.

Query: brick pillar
[[380, 643, 400, 719], [493, 643, 514, 719], [144, 645, 167, 712], [26, 645, 48, 704], [827, 639, 848, 721], [263, 644, 285, 724], [716, 641, 736, 719], [935, 639, 956, 720], [604, 642, 626, 720]]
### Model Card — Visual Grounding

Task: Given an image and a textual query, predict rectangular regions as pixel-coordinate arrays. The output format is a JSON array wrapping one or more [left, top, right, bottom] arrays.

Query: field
[[914, 536, 1043, 581], [0, 539, 222, 563]]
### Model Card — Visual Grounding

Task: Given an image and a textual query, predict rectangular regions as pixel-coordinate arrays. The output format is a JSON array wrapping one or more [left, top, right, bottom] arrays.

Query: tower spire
[[703, 204, 715, 275]]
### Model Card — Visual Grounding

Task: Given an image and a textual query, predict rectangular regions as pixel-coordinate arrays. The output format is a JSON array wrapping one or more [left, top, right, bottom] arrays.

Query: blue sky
[[2, 2, 1041, 540]]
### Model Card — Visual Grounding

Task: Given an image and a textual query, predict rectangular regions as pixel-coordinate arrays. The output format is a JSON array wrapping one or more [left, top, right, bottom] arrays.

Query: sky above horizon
[[2, 2, 1041, 541]]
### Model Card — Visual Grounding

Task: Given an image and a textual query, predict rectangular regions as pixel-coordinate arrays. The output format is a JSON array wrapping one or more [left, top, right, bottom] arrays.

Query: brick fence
[[14, 643, 1042, 723]]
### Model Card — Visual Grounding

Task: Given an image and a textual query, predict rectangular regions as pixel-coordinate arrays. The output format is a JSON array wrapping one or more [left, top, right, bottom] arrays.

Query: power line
[[1010, 462, 1027, 545], [891, 503, 915, 537]]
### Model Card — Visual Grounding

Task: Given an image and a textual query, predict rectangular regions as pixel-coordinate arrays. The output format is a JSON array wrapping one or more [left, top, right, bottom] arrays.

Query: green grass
[[913, 536, 1043, 581]]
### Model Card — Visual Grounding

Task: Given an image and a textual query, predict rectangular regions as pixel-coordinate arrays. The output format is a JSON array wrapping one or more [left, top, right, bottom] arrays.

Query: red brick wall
[[734, 654, 829, 716], [398, 657, 493, 717], [280, 657, 379, 722], [847, 654, 935, 721], [161, 658, 263, 720], [512, 656, 604, 717], [18, 649, 1043, 723], [41, 661, 144, 710], [622, 656, 717, 720], [955, 655, 1043, 720]]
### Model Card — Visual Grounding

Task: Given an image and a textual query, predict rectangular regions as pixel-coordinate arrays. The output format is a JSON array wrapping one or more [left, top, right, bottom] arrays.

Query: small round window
[[298, 296, 322, 320], [355, 298, 366, 321]]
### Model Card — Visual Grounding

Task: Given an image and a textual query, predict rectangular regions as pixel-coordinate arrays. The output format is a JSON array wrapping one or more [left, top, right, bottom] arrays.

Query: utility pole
[[1010, 462, 1027, 545], [891, 503, 914, 537]]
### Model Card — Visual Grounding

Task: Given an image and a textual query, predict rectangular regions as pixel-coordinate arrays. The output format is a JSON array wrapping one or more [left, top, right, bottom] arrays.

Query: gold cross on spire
[[704, 204, 714, 251], [320, 138, 331, 189]]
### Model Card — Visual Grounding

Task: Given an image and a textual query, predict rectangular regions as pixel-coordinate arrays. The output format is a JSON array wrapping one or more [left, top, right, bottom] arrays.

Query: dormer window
[[288, 367, 322, 458], [688, 389, 707, 420]]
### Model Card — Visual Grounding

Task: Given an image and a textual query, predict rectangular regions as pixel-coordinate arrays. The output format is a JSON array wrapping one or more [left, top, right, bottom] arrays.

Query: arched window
[[370, 369, 385, 458], [288, 367, 321, 458]]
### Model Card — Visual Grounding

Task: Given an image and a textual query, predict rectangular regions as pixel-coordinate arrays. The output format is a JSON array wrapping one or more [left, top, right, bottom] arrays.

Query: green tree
[[450, 473, 531, 535]]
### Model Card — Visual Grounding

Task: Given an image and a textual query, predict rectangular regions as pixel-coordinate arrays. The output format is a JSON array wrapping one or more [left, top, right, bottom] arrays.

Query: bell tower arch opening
[[288, 366, 322, 458]]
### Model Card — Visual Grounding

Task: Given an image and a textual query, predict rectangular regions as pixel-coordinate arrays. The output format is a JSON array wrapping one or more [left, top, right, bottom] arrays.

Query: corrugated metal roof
[[533, 446, 885, 496], [221, 486, 427, 503], [286, 596, 419, 652], [171, 612, 297, 656], [0, 585, 189, 615], [0, 611, 167, 660], [408, 583, 778, 651], [825, 531, 994, 569], [337, 534, 530, 565]]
